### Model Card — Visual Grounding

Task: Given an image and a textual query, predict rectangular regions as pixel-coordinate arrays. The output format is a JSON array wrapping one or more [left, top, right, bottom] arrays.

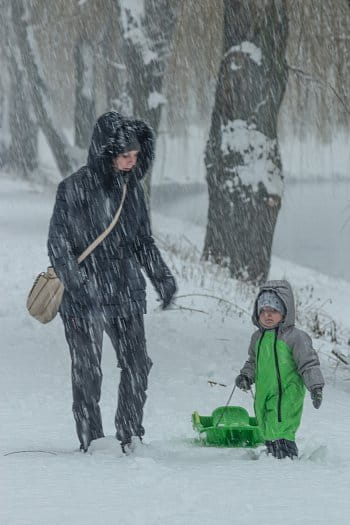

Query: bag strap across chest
[[77, 183, 127, 264]]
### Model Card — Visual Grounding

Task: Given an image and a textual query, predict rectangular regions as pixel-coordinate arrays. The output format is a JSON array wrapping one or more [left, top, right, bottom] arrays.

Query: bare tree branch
[[331, 349, 350, 366], [175, 293, 251, 316], [288, 64, 350, 116], [12, 0, 75, 177]]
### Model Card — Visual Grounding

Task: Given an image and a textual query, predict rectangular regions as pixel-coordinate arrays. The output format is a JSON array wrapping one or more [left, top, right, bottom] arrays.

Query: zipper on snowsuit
[[257, 328, 283, 423], [256, 329, 266, 365], [273, 328, 283, 423], [255, 331, 265, 418]]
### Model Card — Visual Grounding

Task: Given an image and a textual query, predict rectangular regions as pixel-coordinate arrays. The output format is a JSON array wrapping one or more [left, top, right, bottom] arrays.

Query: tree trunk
[[11, 0, 74, 177], [74, 38, 96, 149], [103, 2, 132, 115], [0, 84, 11, 169], [119, 0, 180, 196], [8, 60, 39, 175], [203, 0, 288, 285], [0, 1, 38, 175]]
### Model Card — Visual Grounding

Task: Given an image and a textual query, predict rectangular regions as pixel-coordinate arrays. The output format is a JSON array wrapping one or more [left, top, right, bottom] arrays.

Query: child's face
[[259, 307, 283, 329]]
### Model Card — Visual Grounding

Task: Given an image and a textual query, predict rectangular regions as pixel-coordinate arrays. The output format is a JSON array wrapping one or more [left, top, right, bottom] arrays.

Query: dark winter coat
[[48, 111, 176, 318]]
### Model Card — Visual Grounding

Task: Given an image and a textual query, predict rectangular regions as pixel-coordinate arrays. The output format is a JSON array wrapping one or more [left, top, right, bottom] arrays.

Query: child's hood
[[252, 280, 295, 329]]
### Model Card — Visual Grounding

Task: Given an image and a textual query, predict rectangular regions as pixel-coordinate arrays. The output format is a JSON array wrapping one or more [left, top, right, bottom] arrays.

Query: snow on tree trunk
[[0, 2, 38, 175], [119, 0, 180, 194], [203, 0, 288, 285], [11, 0, 74, 177], [74, 38, 96, 149]]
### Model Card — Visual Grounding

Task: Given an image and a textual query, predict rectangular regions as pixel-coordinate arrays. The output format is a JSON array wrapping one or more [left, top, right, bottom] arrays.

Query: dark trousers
[[62, 313, 153, 446]]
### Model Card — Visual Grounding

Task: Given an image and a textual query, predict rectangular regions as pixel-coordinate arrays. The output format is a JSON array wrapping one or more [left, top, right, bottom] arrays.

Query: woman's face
[[112, 150, 138, 171]]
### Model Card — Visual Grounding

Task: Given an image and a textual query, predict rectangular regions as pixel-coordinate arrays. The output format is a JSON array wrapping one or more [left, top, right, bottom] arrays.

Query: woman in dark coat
[[48, 111, 176, 453]]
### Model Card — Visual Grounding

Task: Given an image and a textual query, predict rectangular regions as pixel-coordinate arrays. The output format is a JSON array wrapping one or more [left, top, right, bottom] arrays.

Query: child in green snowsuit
[[235, 280, 324, 459]]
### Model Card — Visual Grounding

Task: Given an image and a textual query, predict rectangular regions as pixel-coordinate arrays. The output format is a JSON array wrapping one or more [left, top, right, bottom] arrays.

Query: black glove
[[235, 374, 252, 392], [157, 276, 177, 310], [311, 387, 323, 409]]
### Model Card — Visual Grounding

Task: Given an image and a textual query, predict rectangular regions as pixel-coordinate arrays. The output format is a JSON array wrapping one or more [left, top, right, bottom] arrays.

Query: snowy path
[[1, 176, 350, 524]]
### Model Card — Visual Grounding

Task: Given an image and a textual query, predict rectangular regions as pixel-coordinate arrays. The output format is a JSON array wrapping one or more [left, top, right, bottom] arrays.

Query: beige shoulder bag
[[27, 184, 127, 324]]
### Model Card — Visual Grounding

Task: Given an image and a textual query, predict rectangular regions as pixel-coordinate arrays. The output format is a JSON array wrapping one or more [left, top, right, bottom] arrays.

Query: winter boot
[[77, 419, 91, 453], [120, 436, 143, 455], [120, 440, 131, 455], [270, 439, 298, 459], [265, 440, 274, 455], [80, 443, 89, 453]]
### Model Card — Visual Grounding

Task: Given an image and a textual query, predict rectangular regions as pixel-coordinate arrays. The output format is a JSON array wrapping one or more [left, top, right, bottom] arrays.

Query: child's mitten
[[311, 387, 323, 409], [235, 374, 252, 391]]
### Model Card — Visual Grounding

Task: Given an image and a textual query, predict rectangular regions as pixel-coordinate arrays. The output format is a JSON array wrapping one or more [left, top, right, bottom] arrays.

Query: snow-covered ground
[[2, 174, 350, 525]]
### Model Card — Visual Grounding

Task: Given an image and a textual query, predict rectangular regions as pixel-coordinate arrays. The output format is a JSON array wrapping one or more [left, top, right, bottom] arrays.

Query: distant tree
[[0, 1, 38, 176], [74, 37, 96, 149], [0, 81, 6, 165], [6, 54, 39, 176], [102, 1, 132, 115], [284, 1, 350, 144], [203, 0, 288, 285], [117, 0, 181, 194], [11, 0, 75, 177]]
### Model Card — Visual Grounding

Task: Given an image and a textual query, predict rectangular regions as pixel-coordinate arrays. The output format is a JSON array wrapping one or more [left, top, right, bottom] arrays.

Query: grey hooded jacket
[[241, 280, 325, 391]]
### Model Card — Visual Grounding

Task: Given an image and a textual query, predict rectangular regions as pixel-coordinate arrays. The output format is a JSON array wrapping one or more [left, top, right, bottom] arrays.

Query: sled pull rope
[[214, 384, 237, 427]]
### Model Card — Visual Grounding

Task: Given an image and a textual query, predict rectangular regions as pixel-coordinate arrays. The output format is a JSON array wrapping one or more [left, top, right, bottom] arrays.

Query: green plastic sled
[[192, 406, 264, 448]]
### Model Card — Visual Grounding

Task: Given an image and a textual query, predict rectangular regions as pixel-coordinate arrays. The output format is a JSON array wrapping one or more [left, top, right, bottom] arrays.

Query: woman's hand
[[158, 276, 177, 309]]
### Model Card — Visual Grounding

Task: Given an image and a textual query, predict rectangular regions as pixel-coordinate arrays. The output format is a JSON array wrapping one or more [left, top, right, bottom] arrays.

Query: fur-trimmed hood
[[87, 111, 154, 185]]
